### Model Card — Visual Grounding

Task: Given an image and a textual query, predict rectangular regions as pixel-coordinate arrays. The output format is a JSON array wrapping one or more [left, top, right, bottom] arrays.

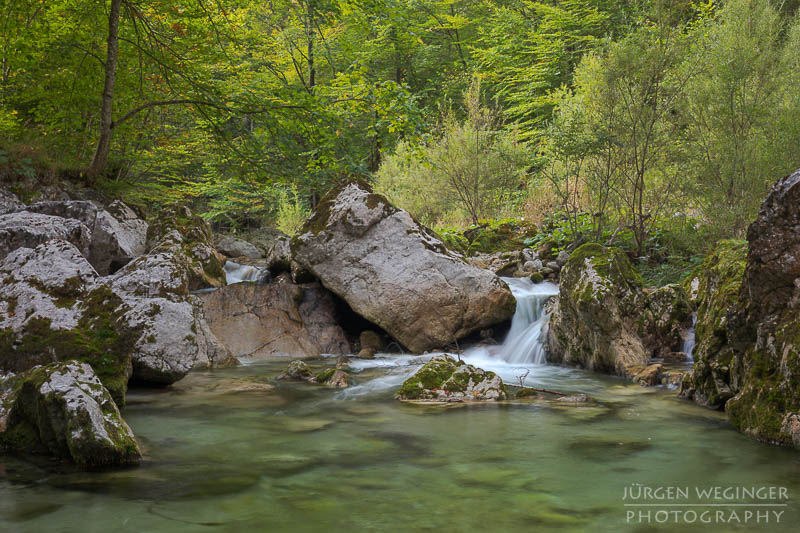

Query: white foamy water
[[224, 260, 270, 284], [683, 314, 697, 361]]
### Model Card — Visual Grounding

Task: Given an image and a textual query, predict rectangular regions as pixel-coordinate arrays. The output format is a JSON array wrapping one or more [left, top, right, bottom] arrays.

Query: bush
[[275, 185, 310, 236]]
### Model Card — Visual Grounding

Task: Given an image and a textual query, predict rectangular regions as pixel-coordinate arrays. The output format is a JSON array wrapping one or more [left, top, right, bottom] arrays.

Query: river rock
[[359, 330, 384, 352], [0, 241, 136, 404], [723, 171, 800, 446], [0, 212, 92, 262], [277, 360, 314, 381], [197, 274, 351, 361], [291, 179, 516, 353], [547, 244, 649, 376], [631, 363, 663, 386], [216, 235, 263, 260], [396, 355, 507, 402], [0, 361, 141, 468], [638, 284, 692, 357]]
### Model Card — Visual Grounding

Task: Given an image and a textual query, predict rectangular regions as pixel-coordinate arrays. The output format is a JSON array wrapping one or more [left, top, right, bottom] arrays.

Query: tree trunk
[[86, 0, 122, 180]]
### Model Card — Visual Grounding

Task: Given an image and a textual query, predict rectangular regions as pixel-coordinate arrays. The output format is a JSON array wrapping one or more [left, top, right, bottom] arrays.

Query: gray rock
[[15, 200, 148, 275], [0, 361, 141, 467], [0, 189, 22, 215], [292, 179, 516, 353], [547, 244, 649, 377], [277, 360, 314, 381], [0, 212, 92, 262], [0, 241, 135, 404], [216, 235, 263, 260], [556, 250, 570, 267], [546, 260, 560, 271], [197, 274, 351, 361]]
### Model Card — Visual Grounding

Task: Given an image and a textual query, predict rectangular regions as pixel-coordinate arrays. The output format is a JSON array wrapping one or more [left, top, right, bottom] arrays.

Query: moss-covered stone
[[396, 355, 507, 402], [547, 243, 649, 376], [0, 362, 141, 468], [679, 240, 746, 409], [637, 284, 692, 357], [0, 286, 138, 406]]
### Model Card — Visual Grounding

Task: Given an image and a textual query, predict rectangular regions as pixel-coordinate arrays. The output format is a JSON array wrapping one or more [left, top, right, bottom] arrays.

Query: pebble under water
[[1, 354, 799, 532]]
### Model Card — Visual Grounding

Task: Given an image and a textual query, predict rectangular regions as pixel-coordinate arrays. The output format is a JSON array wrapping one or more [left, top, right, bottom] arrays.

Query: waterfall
[[496, 278, 559, 365], [683, 314, 697, 361], [224, 260, 271, 285]]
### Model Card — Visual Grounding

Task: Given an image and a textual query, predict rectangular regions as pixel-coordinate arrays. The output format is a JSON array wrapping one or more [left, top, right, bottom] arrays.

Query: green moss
[[0, 286, 139, 406], [315, 368, 336, 383], [529, 272, 544, 283], [396, 355, 464, 400]]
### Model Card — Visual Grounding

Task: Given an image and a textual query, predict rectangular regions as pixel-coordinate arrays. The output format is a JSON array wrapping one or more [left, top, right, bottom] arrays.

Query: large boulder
[[291, 179, 516, 353], [0, 241, 137, 404], [0, 212, 92, 262], [724, 171, 800, 446], [109, 245, 236, 384], [679, 240, 747, 408], [13, 200, 148, 275], [198, 274, 351, 360], [0, 362, 141, 468], [396, 355, 507, 402], [547, 244, 649, 376]]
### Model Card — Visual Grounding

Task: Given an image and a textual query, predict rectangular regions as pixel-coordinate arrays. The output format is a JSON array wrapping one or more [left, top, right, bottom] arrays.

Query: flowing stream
[[2, 280, 799, 532], [223, 261, 270, 285], [683, 315, 697, 361]]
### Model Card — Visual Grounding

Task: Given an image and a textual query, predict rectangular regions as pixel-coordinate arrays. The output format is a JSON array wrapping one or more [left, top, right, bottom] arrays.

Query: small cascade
[[496, 278, 559, 364], [224, 261, 271, 285], [683, 314, 697, 361]]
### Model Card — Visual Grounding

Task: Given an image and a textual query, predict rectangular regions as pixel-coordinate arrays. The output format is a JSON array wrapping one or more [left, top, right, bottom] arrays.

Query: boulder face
[[679, 240, 747, 408], [10, 200, 148, 275], [0, 188, 23, 214], [547, 244, 649, 376], [0, 212, 92, 262], [681, 171, 800, 448], [638, 284, 693, 358], [291, 179, 516, 353], [396, 355, 507, 402], [215, 235, 263, 260], [0, 362, 141, 468], [725, 171, 800, 446], [198, 274, 351, 360], [0, 241, 138, 404]]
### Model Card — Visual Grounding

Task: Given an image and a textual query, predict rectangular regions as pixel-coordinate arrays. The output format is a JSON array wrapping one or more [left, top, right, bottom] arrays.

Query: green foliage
[[276, 185, 311, 236], [377, 79, 530, 226]]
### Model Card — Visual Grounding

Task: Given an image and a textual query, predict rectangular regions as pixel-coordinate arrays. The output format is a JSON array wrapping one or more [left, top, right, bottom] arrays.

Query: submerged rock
[[0, 362, 141, 468], [547, 244, 649, 376], [277, 360, 314, 382], [198, 274, 351, 361], [396, 355, 507, 402], [291, 179, 516, 353]]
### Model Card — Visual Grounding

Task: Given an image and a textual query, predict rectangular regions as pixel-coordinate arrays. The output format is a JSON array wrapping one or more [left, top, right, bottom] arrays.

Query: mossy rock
[[396, 355, 507, 402], [0, 361, 141, 468], [0, 285, 138, 406], [462, 220, 538, 256]]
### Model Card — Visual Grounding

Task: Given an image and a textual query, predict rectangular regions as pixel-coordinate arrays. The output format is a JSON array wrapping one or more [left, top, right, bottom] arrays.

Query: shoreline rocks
[[0, 362, 141, 468]]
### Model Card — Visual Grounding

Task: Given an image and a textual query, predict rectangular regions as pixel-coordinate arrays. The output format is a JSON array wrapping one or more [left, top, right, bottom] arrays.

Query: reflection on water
[[2, 356, 799, 533]]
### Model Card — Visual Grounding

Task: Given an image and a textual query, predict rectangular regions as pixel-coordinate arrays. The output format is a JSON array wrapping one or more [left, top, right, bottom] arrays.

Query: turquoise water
[[1, 354, 799, 532]]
